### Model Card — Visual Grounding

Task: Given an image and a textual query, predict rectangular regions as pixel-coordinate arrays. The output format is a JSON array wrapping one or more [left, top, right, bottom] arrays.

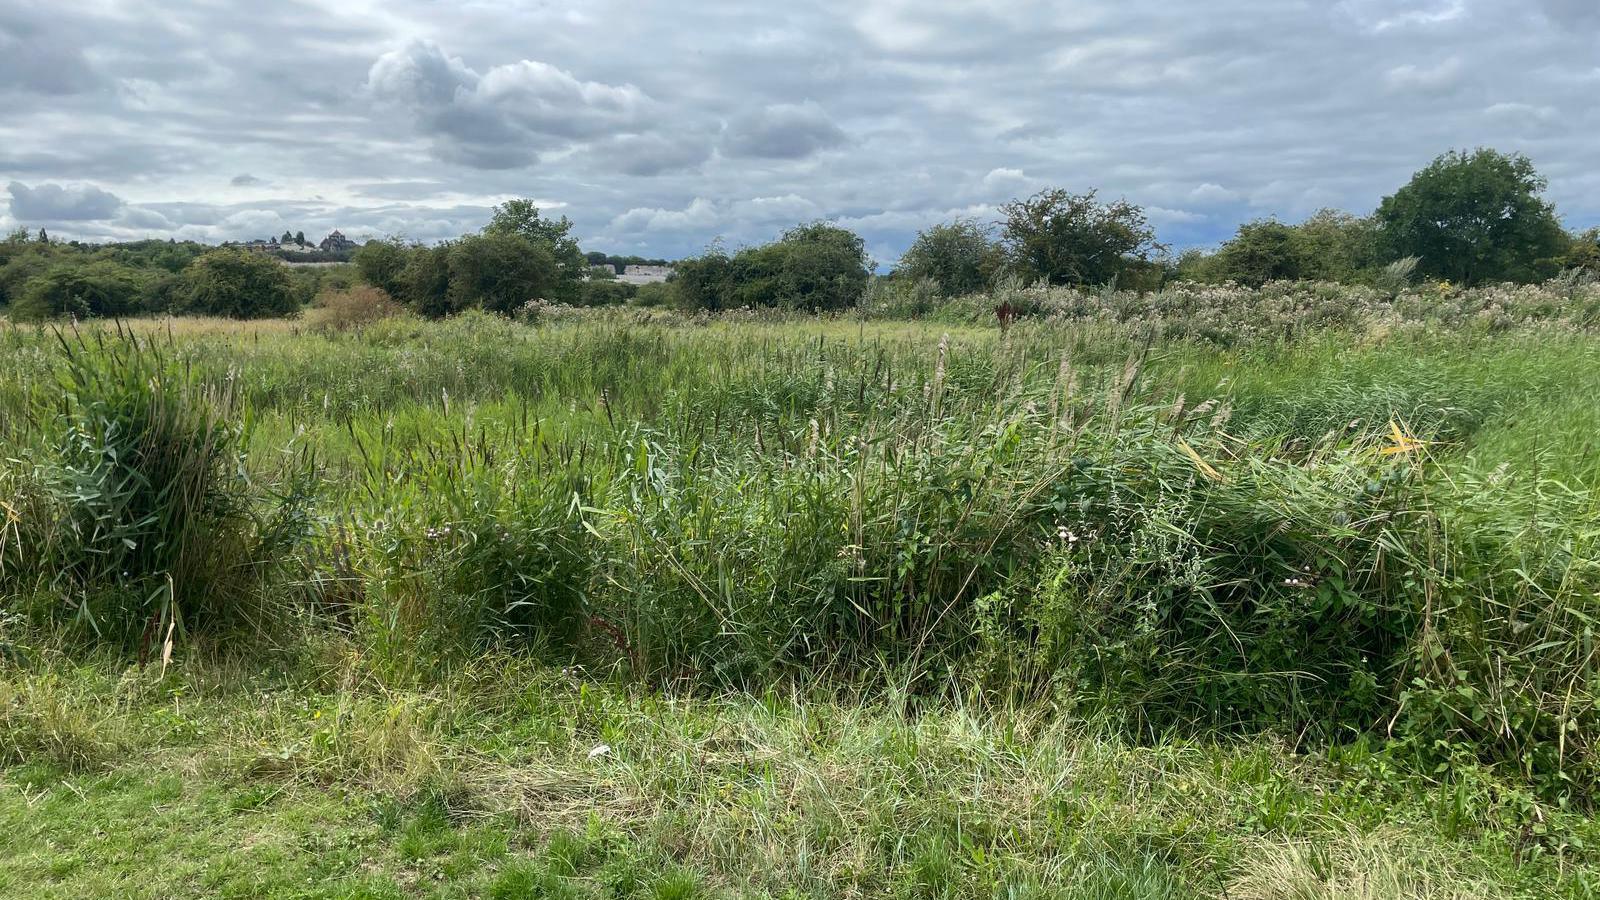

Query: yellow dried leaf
[[1176, 438, 1224, 482]]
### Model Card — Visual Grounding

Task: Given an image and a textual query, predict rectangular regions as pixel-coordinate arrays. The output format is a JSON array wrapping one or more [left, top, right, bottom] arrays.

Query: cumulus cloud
[[588, 132, 713, 177], [722, 102, 847, 160], [1189, 183, 1241, 205], [230, 174, 265, 186], [366, 40, 653, 169], [611, 198, 720, 233], [1384, 58, 1465, 94], [8, 182, 124, 221]]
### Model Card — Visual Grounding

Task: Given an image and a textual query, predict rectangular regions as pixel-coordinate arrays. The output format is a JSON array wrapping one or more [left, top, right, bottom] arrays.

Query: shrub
[[182, 248, 297, 318], [578, 278, 636, 307], [400, 243, 455, 318], [9, 261, 146, 320], [629, 281, 676, 308], [1207, 220, 1312, 287], [999, 189, 1164, 287], [306, 286, 406, 332]]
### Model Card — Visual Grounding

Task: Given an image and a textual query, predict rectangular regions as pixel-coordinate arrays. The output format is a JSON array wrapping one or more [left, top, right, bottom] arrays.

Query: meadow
[[3, 277, 1600, 898]]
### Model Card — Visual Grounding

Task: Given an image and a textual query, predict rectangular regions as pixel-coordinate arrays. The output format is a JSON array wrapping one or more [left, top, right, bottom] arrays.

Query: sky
[[2, 1, 1597, 266]]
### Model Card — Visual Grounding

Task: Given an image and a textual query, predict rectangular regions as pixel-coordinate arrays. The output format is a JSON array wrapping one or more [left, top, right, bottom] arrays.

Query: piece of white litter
[[587, 743, 611, 760]]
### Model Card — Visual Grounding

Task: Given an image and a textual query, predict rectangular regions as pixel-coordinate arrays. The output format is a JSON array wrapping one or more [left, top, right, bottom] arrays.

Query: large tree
[[999, 189, 1163, 287], [483, 199, 586, 298], [1376, 149, 1566, 285]]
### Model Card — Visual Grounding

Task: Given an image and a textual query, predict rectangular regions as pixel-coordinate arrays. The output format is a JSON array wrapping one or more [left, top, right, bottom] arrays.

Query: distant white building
[[618, 264, 673, 285]]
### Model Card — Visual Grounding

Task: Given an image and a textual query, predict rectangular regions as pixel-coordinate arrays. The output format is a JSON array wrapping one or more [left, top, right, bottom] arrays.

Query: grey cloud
[[0, 11, 101, 96], [231, 174, 265, 186], [1538, 0, 1600, 26], [1384, 58, 1465, 94], [8, 182, 125, 221], [2, 0, 1597, 258], [118, 207, 176, 230], [722, 101, 847, 160], [366, 40, 653, 169], [349, 182, 452, 200], [590, 133, 715, 177]]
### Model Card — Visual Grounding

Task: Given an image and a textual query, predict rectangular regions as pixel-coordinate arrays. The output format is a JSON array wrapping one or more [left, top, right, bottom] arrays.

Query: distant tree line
[[7, 147, 1596, 323], [585, 251, 670, 273], [0, 233, 352, 320], [898, 148, 1597, 296]]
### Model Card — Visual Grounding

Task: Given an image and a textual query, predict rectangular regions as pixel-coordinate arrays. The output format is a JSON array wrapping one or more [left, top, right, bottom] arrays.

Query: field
[[3, 279, 1600, 898]]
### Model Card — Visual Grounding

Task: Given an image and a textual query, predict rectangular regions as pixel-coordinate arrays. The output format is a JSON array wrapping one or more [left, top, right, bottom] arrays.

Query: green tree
[[674, 225, 871, 311], [352, 238, 410, 299], [1208, 220, 1310, 286], [999, 189, 1163, 287], [484, 199, 586, 297], [897, 218, 998, 296], [10, 261, 145, 320], [281, 231, 293, 245], [400, 243, 455, 318], [182, 248, 296, 318], [671, 246, 736, 311], [1294, 210, 1381, 282], [1376, 149, 1566, 285], [446, 233, 560, 315], [294, 230, 306, 246], [1563, 227, 1600, 273], [37, 228, 48, 244], [773, 222, 871, 310]]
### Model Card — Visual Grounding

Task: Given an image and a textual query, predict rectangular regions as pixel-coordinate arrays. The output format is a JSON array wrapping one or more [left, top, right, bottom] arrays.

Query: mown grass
[[4, 291, 1600, 895], [2, 650, 1593, 898]]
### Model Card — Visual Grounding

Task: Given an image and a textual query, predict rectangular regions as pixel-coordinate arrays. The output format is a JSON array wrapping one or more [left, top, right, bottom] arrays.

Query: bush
[[999, 189, 1163, 287], [9, 261, 146, 320], [1207, 220, 1312, 287], [305, 286, 406, 332], [577, 278, 636, 307], [629, 281, 676, 308], [400, 243, 455, 318], [181, 249, 297, 318]]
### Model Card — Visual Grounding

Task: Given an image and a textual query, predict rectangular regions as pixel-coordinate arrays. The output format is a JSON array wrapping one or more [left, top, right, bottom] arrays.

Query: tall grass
[[0, 328, 312, 645], [3, 295, 1600, 805]]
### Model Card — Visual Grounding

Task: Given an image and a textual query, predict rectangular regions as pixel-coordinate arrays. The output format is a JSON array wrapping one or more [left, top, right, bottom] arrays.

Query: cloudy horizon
[[2, 0, 1596, 266]]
